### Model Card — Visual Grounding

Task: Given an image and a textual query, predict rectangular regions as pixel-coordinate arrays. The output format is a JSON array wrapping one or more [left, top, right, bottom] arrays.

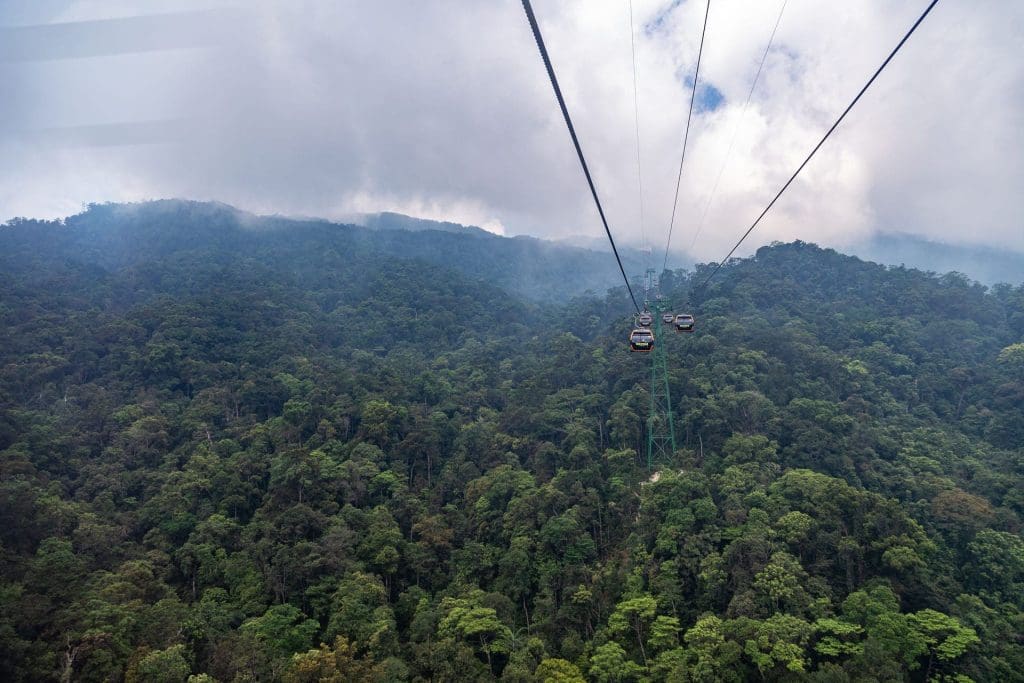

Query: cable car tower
[[642, 268, 676, 470]]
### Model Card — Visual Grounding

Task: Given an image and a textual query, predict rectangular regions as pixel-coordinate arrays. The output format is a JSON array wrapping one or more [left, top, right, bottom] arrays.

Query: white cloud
[[1, 0, 1021, 258]]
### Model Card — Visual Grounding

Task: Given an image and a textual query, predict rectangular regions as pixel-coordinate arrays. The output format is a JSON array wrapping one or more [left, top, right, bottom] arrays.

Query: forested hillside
[[1, 204, 1022, 682], [0, 201, 639, 302], [851, 233, 1024, 287]]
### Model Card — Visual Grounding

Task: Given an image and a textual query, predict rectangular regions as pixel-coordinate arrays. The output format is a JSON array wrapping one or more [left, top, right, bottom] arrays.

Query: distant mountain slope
[[0, 209, 545, 408], [850, 232, 1024, 286], [0, 200, 640, 303], [359, 211, 493, 237], [359, 212, 661, 273]]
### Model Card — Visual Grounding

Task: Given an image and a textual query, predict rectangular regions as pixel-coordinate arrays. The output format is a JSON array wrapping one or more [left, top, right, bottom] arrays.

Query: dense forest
[[1, 201, 1022, 682]]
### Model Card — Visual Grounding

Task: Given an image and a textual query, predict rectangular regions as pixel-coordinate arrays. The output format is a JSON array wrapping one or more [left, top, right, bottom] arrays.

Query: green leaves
[[437, 594, 512, 671], [774, 510, 813, 546], [283, 636, 380, 683], [588, 642, 644, 683], [967, 529, 1024, 605], [325, 573, 395, 656], [241, 604, 318, 662], [737, 614, 814, 675], [813, 618, 864, 657], [359, 399, 407, 450], [908, 609, 980, 663], [127, 644, 191, 683], [997, 343, 1024, 378], [681, 615, 743, 682], [608, 594, 657, 664], [648, 615, 681, 652], [752, 552, 809, 615], [535, 657, 586, 682]]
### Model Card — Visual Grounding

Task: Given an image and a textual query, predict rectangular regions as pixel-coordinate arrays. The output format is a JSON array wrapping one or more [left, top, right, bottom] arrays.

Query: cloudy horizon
[[1, 0, 1022, 261]]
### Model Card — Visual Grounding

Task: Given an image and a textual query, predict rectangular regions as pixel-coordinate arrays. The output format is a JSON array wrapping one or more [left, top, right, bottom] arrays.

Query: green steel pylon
[[646, 300, 676, 469], [642, 270, 676, 470]]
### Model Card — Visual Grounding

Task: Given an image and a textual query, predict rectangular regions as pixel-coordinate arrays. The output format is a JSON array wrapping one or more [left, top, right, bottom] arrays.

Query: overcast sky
[[1, 0, 1021, 260]]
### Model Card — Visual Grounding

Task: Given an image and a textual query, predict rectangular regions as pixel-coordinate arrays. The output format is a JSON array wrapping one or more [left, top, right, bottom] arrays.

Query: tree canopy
[[1, 203, 1021, 681]]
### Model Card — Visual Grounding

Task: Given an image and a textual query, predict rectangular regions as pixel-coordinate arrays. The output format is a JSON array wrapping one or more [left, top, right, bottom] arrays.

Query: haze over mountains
[[13, 201, 1014, 305], [347, 207, 1024, 289], [2, 201, 637, 304]]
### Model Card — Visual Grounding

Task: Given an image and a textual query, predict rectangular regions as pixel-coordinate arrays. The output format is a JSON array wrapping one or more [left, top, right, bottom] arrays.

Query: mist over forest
[[1, 201, 1022, 682]]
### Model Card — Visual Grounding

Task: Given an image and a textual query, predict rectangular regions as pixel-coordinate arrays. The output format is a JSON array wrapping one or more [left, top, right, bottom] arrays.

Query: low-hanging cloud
[[1, 0, 1021, 260]]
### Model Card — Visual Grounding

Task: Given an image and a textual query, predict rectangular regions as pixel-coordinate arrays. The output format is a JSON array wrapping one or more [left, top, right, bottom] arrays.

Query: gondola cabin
[[674, 314, 695, 332], [629, 328, 654, 352], [662, 313, 674, 324], [637, 311, 654, 327]]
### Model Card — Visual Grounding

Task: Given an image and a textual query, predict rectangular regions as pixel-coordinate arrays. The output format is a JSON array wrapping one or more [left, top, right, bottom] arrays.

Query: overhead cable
[[628, 0, 647, 265], [689, 0, 788, 252], [521, 0, 642, 313], [662, 0, 712, 274], [698, 0, 941, 291]]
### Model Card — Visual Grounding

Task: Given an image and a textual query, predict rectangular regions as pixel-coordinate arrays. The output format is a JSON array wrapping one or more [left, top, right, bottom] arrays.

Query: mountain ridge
[[1, 200, 645, 303], [4, 202, 1020, 314]]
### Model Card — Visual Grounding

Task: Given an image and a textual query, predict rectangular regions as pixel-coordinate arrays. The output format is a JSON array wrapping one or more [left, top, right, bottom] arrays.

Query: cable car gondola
[[674, 314, 695, 332], [661, 313, 674, 324], [629, 328, 654, 352], [637, 311, 653, 327]]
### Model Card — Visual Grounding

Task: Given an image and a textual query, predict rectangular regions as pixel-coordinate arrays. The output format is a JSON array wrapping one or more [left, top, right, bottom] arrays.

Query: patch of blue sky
[[696, 83, 724, 113], [644, 0, 685, 36], [678, 70, 724, 113]]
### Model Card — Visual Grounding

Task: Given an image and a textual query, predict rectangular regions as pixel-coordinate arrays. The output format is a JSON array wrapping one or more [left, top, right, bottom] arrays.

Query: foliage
[[0, 206, 1021, 681]]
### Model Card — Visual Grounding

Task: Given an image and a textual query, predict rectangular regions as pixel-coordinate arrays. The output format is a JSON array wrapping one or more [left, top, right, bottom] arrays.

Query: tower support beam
[[643, 273, 676, 469]]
